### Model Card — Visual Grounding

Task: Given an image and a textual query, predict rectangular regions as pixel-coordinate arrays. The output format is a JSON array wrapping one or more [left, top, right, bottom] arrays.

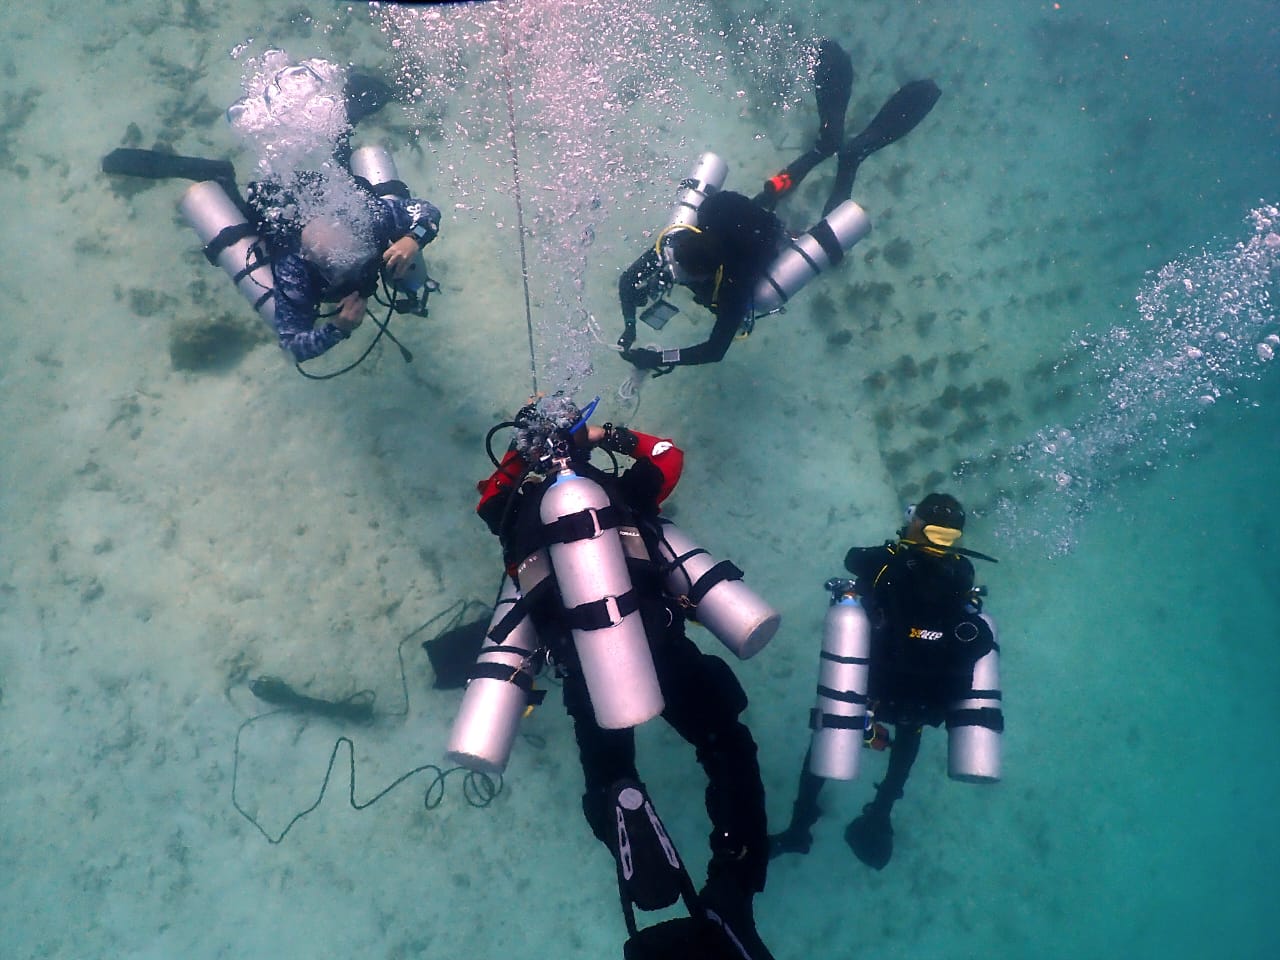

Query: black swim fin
[[612, 779, 685, 912], [814, 38, 854, 156], [824, 78, 942, 214], [344, 72, 394, 125], [844, 803, 894, 870], [101, 147, 237, 185], [753, 38, 853, 209]]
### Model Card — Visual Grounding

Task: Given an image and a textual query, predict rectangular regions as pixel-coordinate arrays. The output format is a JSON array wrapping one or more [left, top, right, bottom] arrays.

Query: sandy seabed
[[1, 2, 1278, 958]]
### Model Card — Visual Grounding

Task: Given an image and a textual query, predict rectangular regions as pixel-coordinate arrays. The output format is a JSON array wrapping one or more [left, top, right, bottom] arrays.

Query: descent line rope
[[499, 6, 538, 395]]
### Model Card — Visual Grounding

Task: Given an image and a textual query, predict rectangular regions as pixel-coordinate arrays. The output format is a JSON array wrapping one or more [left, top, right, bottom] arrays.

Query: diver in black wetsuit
[[618, 40, 941, 372], [770, 493, 998, 870], [476, 396, 775, 960]]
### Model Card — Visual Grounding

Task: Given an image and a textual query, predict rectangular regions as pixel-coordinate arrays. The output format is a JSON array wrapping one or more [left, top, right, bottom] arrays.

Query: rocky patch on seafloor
[[169, 311, 269, 372]]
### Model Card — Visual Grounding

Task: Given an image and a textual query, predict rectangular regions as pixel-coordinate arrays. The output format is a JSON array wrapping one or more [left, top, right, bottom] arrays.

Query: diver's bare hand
[[334, 292, 366, 332], [383, 236, 419, 279]]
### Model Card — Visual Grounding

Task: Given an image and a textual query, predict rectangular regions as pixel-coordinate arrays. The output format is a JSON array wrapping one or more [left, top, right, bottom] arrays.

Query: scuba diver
[[473, 395, 777, 960], [617, 39, 941, 372], [101, 58, 441, 369], [770, 493, 1003, 870]]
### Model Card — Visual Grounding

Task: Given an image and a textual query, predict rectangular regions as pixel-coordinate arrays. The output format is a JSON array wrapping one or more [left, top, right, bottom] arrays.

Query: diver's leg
[[659, 639, 775, 960], [563, 669, 639, 847], [844, 724, 921, 869], [768, 747, 826, 858], [752, 38, 853, 209], [822, 79, 942, 214], [659, 640, 767, 891]]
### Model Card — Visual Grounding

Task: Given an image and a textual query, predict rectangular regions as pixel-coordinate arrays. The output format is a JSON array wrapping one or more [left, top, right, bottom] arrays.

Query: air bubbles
[[978, 204, 1279, 556]]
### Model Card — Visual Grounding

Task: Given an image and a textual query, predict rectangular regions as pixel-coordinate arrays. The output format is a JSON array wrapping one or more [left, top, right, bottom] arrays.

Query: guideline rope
[[499, 7, 538, 396]]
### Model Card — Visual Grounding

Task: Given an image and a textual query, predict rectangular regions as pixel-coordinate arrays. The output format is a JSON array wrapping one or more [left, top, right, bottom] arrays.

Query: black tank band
[[468, 660, 535, 690], [815, 685, 869, 705], [541, 504, 626, 545], [945, 707, 1005, 732], [466, 662, 546, 705], [810, 218, 845, 265], [565, 588, 640, 631], [203, 222, 258, 265], [809, 708, 865, 730], [820, 650, 871, 665], [686, 559, 744, 607], [365, 177, 410, 199]]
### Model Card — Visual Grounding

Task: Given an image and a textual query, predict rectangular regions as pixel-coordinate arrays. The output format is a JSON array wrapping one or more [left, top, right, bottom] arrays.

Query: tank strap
[[202, 222, 258, 265], [357, 175, 409, 199], [564, 588, 641, 631], [814, 685, 869, 706], [541, 503, 627, 545], [487, 551, 553, 645], [467, 660, 545, 704], [820, 649, 871, 666], [685, 559, 743, 607], [945, 705, 1004, 732], [809, 708, 865, 731], [809, 217, 846, 265]]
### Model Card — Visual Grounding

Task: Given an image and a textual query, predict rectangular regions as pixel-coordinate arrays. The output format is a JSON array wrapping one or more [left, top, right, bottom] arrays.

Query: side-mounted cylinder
[[178, 180, 277, 326], [667, 152, 728, 228], [348, 144, 430, 295], [807, 581, 873, 781], [445, 576, 543, 774], [946, 612, 1003, 783], [752, 200, 871, 315], [652, 518, 779, 660]]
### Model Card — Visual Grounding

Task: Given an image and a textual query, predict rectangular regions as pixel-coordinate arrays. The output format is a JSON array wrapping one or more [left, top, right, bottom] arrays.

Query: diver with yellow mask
[[770, 493, 1003, 870]]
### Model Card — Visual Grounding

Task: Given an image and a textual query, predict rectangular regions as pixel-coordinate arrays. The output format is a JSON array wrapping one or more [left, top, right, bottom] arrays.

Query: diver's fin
[[814, 38, 854, 156], [823, 78, 942, 214], [844, 804, 894, 870], [423, 614, 490, 690], [101, 147, 237, 184], [612, 779, 685, 912], [344, 72, 394, 125], [753, 39, 855, 209]]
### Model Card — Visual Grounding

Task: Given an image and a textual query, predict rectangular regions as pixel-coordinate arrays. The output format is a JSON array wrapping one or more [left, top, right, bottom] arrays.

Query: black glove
[[617, 322, 637, 350], [599, 423, 639, 456], [622, 347, 663, 370]]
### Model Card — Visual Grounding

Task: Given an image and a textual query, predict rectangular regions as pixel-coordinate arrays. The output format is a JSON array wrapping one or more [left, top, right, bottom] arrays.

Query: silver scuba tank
[[807, 581, 873, 781], [348, 144, 429, 293], [444, 576, 542, 775], [752, 199, 871, 315], [667, 152, 728, 228], [540, 463, 664, 730], [178, 180, 277, 326], [652, 519, 779, 660], [946, 612, 1003, 783]]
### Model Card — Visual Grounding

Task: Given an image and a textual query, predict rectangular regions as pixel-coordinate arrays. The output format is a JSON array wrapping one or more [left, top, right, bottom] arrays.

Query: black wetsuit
[[619, 191, 785, 367], [478, 453, 770, 896], [777, 539, 993, 843]]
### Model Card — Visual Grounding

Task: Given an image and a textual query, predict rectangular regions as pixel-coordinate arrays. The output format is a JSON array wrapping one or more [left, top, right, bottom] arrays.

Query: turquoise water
[[1, 1, 1277, 958]]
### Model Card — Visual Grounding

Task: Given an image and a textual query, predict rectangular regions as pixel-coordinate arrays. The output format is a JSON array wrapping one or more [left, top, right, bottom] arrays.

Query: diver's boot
[[767, 758, 823, 859], [767, 824, 813, 859], [844, 795, 895, 870]]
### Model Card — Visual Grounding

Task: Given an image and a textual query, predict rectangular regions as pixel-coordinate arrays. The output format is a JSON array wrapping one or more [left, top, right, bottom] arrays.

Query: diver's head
[[300, 215, 379, 298], [664, 227, 723, 283], [511, 393, 596, 470], [903, 492, 966, 548]]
